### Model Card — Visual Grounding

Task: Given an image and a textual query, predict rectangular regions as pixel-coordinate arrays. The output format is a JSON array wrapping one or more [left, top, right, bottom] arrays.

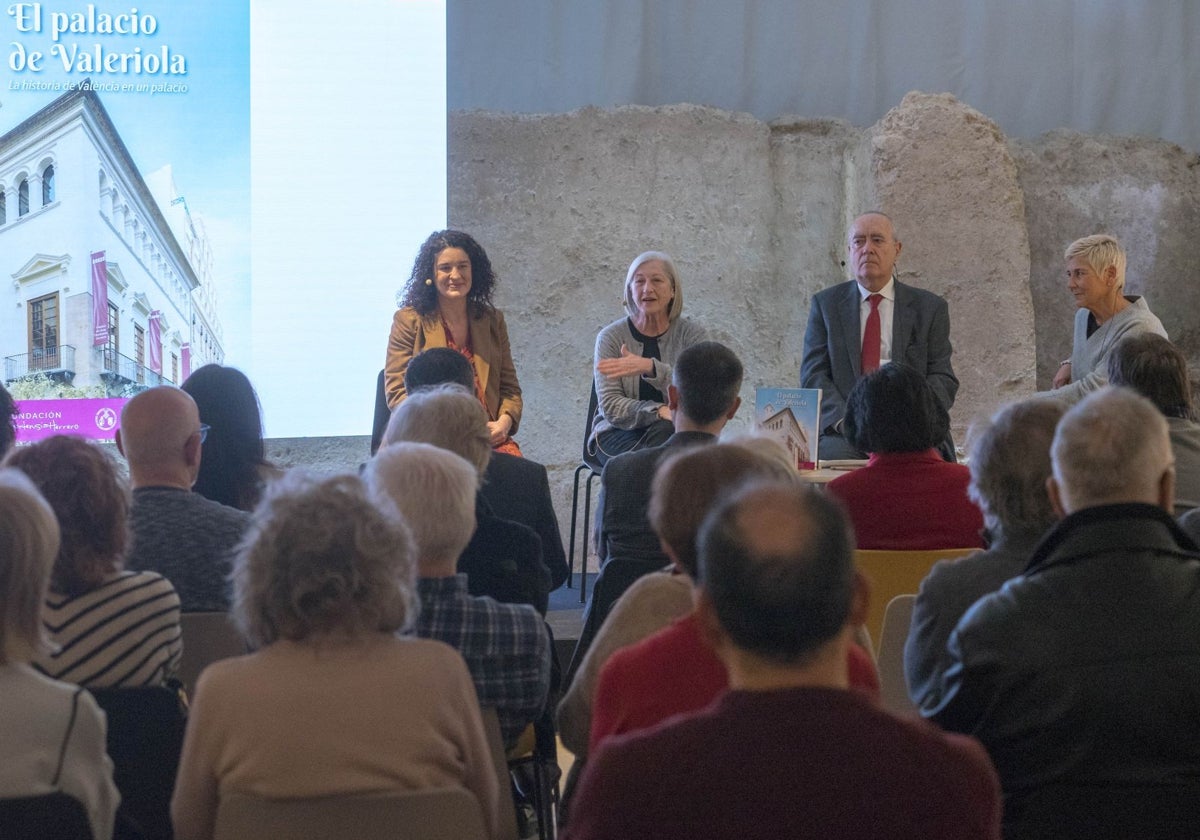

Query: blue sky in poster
[[2, 0, 252, 366], [5, 1, 449, 437]]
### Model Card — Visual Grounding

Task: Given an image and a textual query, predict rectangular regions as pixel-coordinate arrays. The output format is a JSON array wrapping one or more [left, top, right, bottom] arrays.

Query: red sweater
[[589, 611, 880, 754], [826, 449, 984, 550]]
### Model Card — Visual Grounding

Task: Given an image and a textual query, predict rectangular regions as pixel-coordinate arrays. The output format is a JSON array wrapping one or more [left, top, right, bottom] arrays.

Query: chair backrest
[[564, 556, 667, 685], [480, 708, 521, 840], [214, 789, 489, 840], [371, 368, 391, 456], [88, 684, 187, 840], [581, 381, 602, 472], [0, 791, 93, 840], [876, 594, 918, 716], [855, 548, 977, 647], [178, 611, 247, 695]]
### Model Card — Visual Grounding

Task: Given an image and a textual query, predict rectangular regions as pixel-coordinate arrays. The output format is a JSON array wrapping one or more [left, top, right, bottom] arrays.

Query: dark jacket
[[929, 503, 1200, 839], [482, 452, 568, 590], [458, 494, 551, 615]]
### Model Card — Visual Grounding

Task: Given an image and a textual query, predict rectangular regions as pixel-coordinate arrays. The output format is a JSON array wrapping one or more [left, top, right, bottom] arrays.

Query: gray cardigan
[[1055, 295, 1166, 405], [590, 315, 707, 444]]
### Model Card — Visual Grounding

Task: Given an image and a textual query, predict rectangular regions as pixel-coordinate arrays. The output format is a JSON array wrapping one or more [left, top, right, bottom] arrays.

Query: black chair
[[567, 383, 603, 603], [370, 368, 392, 456], [0, 791, 93, 840], [563, 556, 668, 689], [89, 684, 188, 840]]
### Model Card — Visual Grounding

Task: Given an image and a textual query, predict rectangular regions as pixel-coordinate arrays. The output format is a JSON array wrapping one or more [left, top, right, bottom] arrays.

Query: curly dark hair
[[398, 230, 498, 317], [5, 435, 130, 597]]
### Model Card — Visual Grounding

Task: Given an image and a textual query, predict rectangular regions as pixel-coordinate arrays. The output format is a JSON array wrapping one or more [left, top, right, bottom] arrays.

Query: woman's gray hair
[[366, 442, 477, 565], [622, 250, 683, 323], [381, 384, 490, 479], [966, 399, 1066, 542], [0, 469, 59, 664], [232, 471, 417, 648]]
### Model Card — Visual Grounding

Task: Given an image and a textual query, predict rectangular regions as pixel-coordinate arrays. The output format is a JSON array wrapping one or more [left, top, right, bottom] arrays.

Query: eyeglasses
[[198, 424, 210, 444]]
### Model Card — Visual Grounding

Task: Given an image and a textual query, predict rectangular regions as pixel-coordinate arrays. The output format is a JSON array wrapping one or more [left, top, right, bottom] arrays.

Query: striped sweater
[[34, 570, 183, 688]]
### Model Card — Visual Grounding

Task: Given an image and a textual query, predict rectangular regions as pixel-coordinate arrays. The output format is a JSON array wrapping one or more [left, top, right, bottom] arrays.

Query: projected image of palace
[[0, 84, 226, 395]]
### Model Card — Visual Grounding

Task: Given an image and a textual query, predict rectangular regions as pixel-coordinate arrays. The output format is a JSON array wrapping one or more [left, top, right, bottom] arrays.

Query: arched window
[[42, 164, 55, 205], [18, 179, 30, 216]]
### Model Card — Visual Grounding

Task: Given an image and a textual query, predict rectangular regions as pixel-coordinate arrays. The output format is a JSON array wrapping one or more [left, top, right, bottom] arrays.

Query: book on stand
[[754, 387, 822, 470]]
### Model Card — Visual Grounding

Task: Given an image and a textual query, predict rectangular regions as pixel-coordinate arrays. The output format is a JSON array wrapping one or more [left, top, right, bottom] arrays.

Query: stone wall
[[272, 92, 1200, 569]]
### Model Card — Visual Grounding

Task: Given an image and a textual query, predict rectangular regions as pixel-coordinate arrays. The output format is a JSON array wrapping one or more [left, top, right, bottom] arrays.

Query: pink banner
[[13, 398, 127, 443], [181, 343, 191, 381], [91, 251, 108, 346], [148, 310, 163, 374]]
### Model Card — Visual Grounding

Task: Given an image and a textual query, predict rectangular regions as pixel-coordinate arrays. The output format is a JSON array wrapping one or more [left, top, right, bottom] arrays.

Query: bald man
[[118, 386, 250, 611], [928, 387, 1200, 838], [801, 212, 958, 460]]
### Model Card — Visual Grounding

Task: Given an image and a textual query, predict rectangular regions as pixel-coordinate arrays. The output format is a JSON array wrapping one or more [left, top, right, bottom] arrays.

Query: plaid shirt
[[415, 575, 551, 746]]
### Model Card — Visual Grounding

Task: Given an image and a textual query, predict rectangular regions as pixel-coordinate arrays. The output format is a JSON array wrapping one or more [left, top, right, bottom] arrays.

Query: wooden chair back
[[214, 789, 488, 840], [855, 548, 977, 647], [876, 594, 918, 716]]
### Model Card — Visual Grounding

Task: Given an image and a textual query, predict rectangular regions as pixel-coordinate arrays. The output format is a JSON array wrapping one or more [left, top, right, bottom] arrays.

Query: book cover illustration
[[755, 387, 821, 470]]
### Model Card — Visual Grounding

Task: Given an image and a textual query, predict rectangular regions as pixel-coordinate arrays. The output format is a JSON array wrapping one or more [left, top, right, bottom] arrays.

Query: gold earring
[[425, 278, 433, 286]]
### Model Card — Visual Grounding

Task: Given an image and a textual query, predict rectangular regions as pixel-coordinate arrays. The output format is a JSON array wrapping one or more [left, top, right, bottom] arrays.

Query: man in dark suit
[[404, 347, 569, 590], [801, 211, 958, 460], [596, 341, 743, 568]]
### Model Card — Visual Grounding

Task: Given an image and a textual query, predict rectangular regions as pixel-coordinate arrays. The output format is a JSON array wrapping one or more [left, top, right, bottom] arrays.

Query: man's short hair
[[672, 341, 743, 425], [844, 363, 949, 454], [404, 348, 476, 393], [366, 442, 477, 565], [0, 469, 59, 664], [381, 385, 490, 478], [1107, 333, 1195, 421], [698, 481, 855, 665], [1051, 387, 1172, 509], [967, 400, 1065, 541], [1065, 233, 1127, 291], [648, 442, 796, 577]]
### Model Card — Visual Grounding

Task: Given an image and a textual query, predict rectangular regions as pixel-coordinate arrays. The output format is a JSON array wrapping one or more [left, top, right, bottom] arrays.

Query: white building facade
[[1, 86, 224, 394]]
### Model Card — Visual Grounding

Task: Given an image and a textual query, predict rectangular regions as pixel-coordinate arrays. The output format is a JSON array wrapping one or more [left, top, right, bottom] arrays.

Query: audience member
[[827, 362, 984, 549], [367, 442, 551, 749], [406, 347, 569, 589], [595, 340, 743, 568], [587, 443, 880, 756], [0, 381, 17, 458], [565, 481, 1001, 840], [906, 399, 1065, 712], [118, 386, 250, 611], [181, 364, 273, 512], [929, 387, 1200, 839], [171, 472, 502, 840], [382, 385, 551, 613], [5, 435, 181, 687], [1107, 332, 1200, 514], [0, 469, 118, 840]]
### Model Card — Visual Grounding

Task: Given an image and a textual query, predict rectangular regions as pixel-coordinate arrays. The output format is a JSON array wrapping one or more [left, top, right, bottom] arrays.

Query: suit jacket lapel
[[837, 282, 862, 379], [892, 281, 915, 358]]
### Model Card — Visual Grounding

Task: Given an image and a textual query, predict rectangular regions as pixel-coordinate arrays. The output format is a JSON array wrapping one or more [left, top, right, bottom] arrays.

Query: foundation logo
[[94, 406, 117, 431]]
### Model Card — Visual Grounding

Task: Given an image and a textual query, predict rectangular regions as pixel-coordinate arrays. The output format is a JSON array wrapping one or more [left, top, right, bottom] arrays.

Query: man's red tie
[[861, 293, 882, 373]]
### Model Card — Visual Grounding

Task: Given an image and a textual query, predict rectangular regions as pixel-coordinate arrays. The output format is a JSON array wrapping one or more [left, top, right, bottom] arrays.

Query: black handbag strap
[[52, 687, 85, 787]]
